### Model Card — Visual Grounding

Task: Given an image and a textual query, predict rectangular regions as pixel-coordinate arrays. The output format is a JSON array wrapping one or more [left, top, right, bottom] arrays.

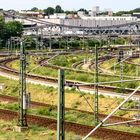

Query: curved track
[[39, 53, 138, 79], [1, 56, 140, 96], [0, 54, 140, 139]]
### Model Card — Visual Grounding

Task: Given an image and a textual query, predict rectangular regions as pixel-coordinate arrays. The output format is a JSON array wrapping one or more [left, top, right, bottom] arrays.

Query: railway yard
[[0, 2, 140, 139], [0, 44, 140, 140]]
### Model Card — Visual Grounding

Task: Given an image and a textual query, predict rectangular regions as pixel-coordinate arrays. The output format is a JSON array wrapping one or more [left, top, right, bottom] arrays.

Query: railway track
[[72, 55, 113, 70], [1, 57, 140, 96], [0, 109, 139, 140], [88, 55, 113, 73], [0, 93, 137, 125], [124, 55, 140, 66], [38, 53, 138, 79], [0, 52, 140, 138]]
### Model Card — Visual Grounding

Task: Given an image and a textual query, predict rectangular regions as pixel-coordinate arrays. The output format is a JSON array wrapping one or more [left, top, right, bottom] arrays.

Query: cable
[[27, 53, 59, 74], [76, 86, 94, 112], [105, 97, 122, 111], [76, 85, 103, 123]]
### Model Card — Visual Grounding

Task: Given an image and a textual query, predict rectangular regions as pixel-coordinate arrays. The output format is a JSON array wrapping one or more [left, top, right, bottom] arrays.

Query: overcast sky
[[0, 0, 140, 12]]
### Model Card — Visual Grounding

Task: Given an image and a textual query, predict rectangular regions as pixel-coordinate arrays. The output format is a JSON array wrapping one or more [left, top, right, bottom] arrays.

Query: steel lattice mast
[[94, 44, 99, 123], [57, 69, 65, 140], [18, 40, 28, 127]]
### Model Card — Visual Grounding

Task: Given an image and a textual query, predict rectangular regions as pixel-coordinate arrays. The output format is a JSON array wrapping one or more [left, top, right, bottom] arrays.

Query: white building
[[77, 11, 88, 18], [89, 10, 97, 17], [92, 6, 100, 13], [133, 13, 140, 18], [42, 16, 137, 28], [80, 16, 137, 21], [47, 13, 67, 19], [19, 10, 43, 18]]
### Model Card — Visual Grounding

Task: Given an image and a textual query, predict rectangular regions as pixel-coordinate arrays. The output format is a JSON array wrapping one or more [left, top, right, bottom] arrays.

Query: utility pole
[[18, 40, 28, 129], [10, 38, 12, 54], [49, 28, 52, 51], [57, 69, 65, 140], [94, 44, 99, 124], [36, 29, 39, 50], [82, 29, 85, 50], [118, 50, 124, 89], [7, 39, 10, 56]]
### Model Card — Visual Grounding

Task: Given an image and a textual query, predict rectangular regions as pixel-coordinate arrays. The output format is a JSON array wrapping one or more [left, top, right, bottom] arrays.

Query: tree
[[55, 5, 64, 13], [4, 21, 23, 40], [31, 7, 39, 12], [0, 16, 23, 48], [87, 39, 100, 47], [65, 10, 77, 15], [114, 38, 126, 45], [78, 8, 88, 14], [24, 36, 36, 49], [0, 16, 5, 39], [44, 7, 55, 16], [132, 8, 140, 13]]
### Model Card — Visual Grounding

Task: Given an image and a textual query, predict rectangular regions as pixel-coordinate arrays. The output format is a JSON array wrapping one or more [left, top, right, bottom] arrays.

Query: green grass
[[8, 56, 129, 86], [0, 74, 138, 117], [49, 53, 94, 68], [0, 75, 140, 136], [113, 63, 139, 76], [0, 101, 139, 135], [0, 119, 96, 140], [100, 58, 116, 70], [100, 57, 140, 77], [129, 58, 140, 64]]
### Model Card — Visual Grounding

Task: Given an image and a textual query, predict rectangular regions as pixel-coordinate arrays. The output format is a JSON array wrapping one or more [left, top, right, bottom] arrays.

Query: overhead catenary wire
[[26, 53, 59, 74], [82, 86, 140, 140]]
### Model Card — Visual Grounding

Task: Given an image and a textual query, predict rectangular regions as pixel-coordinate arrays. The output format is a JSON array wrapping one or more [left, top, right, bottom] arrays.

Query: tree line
[[31, 5, 89, 16], [30, 5, 140, 16], [0, 16, 23, 47]]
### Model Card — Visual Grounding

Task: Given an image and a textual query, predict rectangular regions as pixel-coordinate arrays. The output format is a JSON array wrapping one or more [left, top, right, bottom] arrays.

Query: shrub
[[116, 110, 128, 116], [71, 101, 81, 109], [65, 113, 77, 122], [37, 108, 51, 116], [99, 94, 105, 98], [5, 103, 18, 111]]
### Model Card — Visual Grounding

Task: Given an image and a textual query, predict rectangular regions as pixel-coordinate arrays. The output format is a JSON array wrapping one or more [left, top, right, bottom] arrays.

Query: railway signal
[[117, 50, 124, 62]]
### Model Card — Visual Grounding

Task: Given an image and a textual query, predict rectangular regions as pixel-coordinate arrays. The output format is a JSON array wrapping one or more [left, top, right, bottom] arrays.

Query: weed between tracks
[[0, 75, 138, 119], [8, 55, 140, 90], [49, 53, 94, 68], [8, 56, 126, 84], [0, 100, 139, 135], [0, 65, 140, 137]]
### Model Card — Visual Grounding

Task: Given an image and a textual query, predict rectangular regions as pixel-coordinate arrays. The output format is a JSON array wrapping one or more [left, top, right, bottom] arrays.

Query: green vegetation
[[44, 5, 64, 16], [0, 120, 95, 140], [8, 53, 140, 90], [100, 57, 140, 80], [0, 74, 140, 137], [8, 55, 127, 86], [100, 58, 139, 76], [113, 63, 138, 76], [50, 53, 94, 67], [0, 100, 139, 135], [0, 75, 138, 118], [0, 16, 23, 49], [114, 8, 140, 16]]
